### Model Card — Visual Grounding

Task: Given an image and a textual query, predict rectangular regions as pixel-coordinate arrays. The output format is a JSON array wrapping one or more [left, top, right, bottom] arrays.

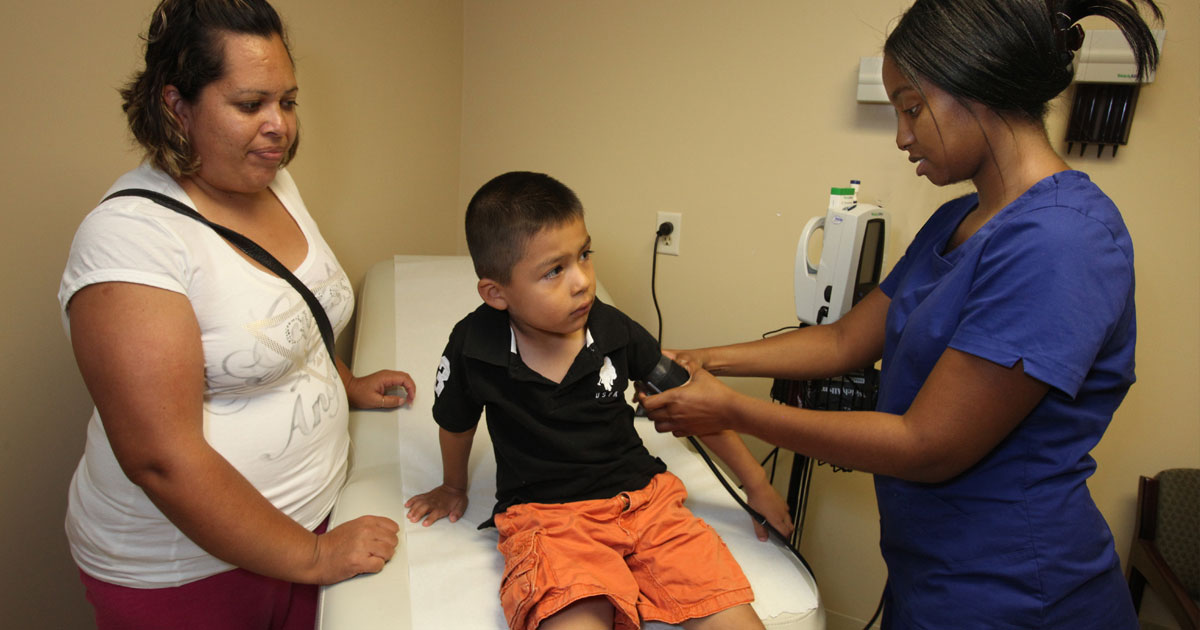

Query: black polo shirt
[[432, 299, 668, 521]]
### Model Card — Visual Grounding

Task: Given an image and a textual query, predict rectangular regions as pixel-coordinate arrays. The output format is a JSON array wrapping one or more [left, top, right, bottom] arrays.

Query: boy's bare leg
[[538, 596, 615, 630], [680, 603, 765, 630]]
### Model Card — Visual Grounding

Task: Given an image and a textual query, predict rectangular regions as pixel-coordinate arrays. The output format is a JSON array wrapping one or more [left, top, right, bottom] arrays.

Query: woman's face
[[881, 55, 989, 187], [172, 32, 297, 195]]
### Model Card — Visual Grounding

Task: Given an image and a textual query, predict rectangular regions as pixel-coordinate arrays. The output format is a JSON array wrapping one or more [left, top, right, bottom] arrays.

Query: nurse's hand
[[641, 363, 740, 437], [663, 347, 711, 372]]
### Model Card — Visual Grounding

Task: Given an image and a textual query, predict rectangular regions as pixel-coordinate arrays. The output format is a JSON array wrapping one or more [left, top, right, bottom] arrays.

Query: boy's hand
[[744, 481, 795, 542], [404, 485, 468, 527]]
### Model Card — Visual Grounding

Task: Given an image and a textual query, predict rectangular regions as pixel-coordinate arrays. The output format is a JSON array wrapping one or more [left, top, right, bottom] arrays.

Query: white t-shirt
[[59, 164, 353, 587]]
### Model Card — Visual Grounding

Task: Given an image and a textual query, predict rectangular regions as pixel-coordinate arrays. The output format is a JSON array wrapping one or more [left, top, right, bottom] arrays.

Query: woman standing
[[59, 1, 413, 627], [644, 0, 1162, 627]]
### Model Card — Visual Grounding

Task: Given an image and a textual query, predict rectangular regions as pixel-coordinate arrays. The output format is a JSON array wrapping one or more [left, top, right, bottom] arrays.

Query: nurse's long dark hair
[[885, 0, 1162, 122]]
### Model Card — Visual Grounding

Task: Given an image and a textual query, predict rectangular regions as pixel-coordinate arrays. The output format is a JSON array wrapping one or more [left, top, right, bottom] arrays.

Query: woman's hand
[[344, 368, 416, 410], [641, 362, 741, 437], [404, 485, 469, 527], [311, 515, 400, 584]]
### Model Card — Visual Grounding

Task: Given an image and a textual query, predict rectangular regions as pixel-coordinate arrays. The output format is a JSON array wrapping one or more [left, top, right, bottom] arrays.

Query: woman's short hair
[[884, 0, 1162, 121], [121, 0, 297, 178]]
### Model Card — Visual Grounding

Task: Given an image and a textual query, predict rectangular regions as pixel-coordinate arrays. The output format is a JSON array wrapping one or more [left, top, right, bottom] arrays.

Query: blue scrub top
[[875, 171, 1137, 629]]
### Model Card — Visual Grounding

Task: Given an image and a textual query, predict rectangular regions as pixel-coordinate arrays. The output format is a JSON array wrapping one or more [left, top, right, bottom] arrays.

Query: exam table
[[317, 255, 825, 629]]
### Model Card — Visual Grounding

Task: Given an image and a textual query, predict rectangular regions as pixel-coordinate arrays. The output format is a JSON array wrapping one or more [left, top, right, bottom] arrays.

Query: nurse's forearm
[[725, 393, 944, 483], [701, 288, 888, 380], [715, 325, 1047, 485], [702, 327, 848, 380]]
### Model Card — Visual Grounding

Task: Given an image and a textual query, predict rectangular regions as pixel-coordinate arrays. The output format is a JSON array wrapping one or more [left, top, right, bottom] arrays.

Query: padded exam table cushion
[[317, 256, 823, 630]]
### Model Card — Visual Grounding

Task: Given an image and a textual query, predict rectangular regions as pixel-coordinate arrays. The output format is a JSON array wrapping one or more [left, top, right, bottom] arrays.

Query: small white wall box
[[856, 56, 887, 103], [1074, 29, 1166, 83]]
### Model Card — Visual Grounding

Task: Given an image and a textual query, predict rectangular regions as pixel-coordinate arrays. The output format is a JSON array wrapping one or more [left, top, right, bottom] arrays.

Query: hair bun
[[1054, 12, 1085, 51]]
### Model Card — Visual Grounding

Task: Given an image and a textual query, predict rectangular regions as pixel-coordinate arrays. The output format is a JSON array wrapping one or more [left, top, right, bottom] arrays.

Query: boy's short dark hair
[[465, 172, 584, 284]]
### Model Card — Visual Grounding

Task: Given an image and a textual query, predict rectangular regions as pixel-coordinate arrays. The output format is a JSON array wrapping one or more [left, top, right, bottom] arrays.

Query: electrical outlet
[[656, 211, 682, 256]]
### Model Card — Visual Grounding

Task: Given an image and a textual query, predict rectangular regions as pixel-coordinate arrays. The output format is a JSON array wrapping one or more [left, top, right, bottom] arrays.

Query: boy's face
[[483, 216, 596, 339]]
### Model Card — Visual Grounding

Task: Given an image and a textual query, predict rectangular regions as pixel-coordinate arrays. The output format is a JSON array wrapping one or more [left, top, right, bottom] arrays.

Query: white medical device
[[795, 183, 889, 325]]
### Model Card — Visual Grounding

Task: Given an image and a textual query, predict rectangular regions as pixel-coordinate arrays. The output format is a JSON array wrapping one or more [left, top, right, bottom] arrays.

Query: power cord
[[652, 222, 673, 348], [649, 224, 816, 581], [864, 591, 884, 629]]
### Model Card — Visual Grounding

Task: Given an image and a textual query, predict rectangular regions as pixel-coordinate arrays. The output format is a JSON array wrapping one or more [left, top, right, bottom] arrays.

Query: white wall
[[3, 0, 1195, 627]]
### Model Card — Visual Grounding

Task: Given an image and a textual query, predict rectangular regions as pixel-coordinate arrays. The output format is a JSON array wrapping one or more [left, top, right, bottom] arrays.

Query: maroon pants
[[79, 520, 327, 630]]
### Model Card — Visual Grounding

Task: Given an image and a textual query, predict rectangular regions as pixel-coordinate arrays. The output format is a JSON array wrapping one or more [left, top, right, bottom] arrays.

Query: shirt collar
[[509, 327, 595, 354], [465, 298, 627, 367]]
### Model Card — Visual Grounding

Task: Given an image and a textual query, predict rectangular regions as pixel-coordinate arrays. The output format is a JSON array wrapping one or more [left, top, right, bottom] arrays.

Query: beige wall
[[460, 1, 1199, 628], [0, 1, 462, 626], [4, 0, 1197, 627]]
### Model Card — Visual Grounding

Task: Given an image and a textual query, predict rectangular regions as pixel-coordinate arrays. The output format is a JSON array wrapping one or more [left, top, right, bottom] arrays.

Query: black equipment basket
[[768, 367, 880, 548]]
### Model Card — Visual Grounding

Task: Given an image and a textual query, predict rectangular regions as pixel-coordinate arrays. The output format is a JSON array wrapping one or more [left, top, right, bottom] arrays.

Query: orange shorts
[[493, 472, 753, 630]]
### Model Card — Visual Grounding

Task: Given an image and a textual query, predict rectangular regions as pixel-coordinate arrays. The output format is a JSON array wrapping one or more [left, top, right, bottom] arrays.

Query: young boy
[[405, 171, 791, 630]]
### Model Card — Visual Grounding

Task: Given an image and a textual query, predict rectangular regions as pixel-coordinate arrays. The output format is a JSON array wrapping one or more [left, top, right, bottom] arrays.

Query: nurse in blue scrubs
[[642, 0, 1163, 627]]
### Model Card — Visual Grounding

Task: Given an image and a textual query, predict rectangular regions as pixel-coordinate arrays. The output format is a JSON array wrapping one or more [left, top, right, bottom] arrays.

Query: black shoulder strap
[[103, 188, 337, 362]]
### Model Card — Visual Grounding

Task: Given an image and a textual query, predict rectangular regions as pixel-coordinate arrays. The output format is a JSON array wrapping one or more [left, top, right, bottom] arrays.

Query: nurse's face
[[881, 55, 989, 187]]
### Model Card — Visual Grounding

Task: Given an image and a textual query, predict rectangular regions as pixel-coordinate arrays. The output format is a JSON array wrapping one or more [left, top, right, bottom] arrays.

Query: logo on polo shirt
[[435, 356, 450, 397], [595, 356, 621, 400], [598, 356, 617, 391]]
